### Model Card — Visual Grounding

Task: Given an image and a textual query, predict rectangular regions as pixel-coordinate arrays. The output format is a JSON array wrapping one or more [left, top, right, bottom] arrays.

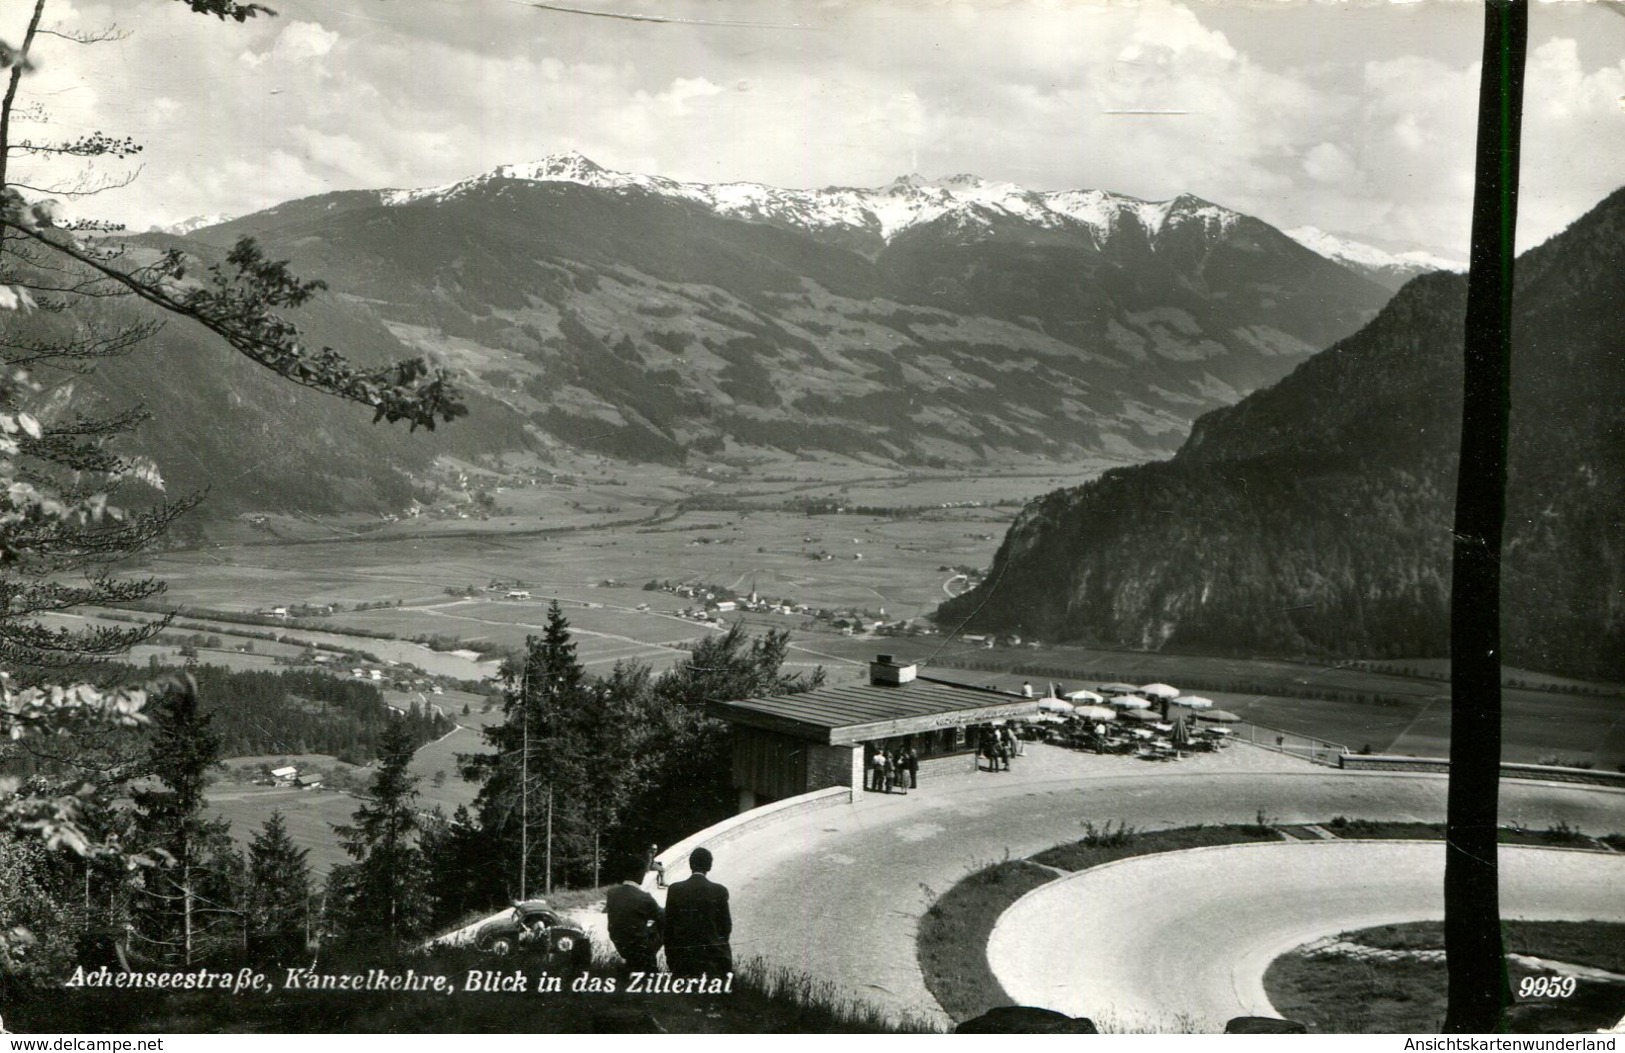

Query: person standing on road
[[605, 867, 664, 980], [663, 847, 732, 978], [870, 746, 889, 792], [901, 745, 919, 789]]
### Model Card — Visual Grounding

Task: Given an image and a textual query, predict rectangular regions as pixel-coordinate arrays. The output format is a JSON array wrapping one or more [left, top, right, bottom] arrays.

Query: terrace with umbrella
[[1011, 681, 1238, 760]]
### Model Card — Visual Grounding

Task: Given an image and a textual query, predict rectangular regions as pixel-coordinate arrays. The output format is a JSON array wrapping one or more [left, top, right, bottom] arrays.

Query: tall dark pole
[[520, 676, 529, 902], [1445, 0, 1526, 1033]]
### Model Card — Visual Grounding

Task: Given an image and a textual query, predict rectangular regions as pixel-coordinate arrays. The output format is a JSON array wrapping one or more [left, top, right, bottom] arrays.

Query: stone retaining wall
[[647, 784, 854, 890]]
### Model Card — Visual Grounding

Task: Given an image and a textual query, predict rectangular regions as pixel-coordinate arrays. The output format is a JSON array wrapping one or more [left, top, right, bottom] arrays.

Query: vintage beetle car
[[474, 899, 591, 964]]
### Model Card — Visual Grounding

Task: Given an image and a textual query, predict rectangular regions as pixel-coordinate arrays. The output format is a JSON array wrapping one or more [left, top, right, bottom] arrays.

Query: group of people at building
[[604, 847, 732, 980], [868, 743, 919, 793], [977, 722, 1022, 772]]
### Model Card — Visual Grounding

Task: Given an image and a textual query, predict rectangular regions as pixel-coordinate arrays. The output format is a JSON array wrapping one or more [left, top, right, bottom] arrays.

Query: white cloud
[[1303, 142, 1358, 184], [7, 0, 1622, 258], [241, 20, 339, 67]]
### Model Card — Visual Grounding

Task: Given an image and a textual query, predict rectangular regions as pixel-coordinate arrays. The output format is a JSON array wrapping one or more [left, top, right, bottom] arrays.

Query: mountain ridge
[[937, 186, 1625, 679], [361, 150, 1242, 252], [146, 161, 1393, 483]]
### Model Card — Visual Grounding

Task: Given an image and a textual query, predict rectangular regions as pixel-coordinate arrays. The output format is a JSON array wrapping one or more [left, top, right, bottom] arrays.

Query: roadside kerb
[[1339, 754, 1625, 789], [986, 839, 1625, 1031]]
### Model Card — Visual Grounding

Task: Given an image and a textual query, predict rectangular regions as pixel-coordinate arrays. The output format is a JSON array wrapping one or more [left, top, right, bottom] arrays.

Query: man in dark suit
[[605, 866, 664, 979], [662, 847, 732, 977]]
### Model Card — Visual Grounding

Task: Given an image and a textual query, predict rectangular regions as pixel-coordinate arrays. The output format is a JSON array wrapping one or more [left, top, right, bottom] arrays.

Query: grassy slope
[[1266, 921, 1625, 1033]]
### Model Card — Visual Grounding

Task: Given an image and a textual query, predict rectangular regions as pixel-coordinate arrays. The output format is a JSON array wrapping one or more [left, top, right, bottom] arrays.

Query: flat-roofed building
[[711, 655, 1039, 810]]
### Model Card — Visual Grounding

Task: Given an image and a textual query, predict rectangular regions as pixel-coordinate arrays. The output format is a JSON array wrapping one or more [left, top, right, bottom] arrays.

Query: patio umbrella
[[1196, 709, 1242, 723], [1123, 708, 1161, 722], [1109, 694, 1151, 710], [1139, 682, 1180, 700], [1096, 682, 1141, 696], [1170, 719, 1193, 748], [1038, 696, 1075, 714], [1065, 689, 1104, 704], [1173, 695, 1214, 710], [1073, 705, 1117, 722]]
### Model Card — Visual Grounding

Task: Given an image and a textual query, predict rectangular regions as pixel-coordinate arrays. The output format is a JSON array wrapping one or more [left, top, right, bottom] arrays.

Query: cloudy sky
[[10, 0, 1625, 255]]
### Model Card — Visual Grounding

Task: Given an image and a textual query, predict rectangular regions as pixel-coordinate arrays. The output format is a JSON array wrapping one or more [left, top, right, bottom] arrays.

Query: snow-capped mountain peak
[[372, 153, 1458, 273], [1286, 226, 1464, 286], [152, 212, 236, 236]]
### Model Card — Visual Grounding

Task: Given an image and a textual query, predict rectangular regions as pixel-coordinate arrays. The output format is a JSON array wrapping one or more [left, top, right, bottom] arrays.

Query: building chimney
[[870, 655, 917, 686]]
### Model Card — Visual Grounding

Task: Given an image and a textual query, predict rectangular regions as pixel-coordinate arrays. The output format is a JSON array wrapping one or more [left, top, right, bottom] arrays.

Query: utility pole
[[519, 668, 529, 901]]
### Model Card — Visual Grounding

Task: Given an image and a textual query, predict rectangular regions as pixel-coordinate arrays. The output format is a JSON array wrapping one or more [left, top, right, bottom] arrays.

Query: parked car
[[474, 900, 590, 964]]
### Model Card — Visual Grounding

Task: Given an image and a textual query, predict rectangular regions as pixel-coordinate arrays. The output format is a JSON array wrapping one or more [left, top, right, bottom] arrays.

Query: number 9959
[[1518, 976, 1576, 999]]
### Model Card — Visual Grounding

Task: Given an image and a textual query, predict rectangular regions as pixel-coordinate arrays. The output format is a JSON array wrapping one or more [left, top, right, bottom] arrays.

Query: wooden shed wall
[[731, 726, 810, 801]]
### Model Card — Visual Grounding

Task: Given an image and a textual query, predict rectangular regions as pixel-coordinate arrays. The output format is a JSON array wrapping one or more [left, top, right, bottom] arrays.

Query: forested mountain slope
[[938, 187, 1625, 679]]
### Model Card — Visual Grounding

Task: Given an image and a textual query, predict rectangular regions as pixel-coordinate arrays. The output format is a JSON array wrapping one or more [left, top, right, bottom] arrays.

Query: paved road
[[711, 744, 1625, 1029], [986, 840, 1625, 1032]]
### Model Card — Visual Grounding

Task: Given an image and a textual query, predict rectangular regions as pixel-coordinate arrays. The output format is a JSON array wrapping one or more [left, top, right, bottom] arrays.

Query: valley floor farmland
[[118, 464, 1621, 864]]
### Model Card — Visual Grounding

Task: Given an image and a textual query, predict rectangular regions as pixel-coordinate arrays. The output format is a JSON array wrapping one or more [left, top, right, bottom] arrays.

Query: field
[[124, 461, 1618, 870], [146, 505, 1014, 625], [207, 781, 364, 875]]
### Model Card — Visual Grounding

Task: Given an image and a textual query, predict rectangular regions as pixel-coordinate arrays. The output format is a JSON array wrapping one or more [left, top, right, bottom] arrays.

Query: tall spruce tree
[[127, 676, 242, 965], [419, 805, 490, 929], [575, 661, 656, 887], [462, 601, 590, 896], [246, 811, 310, 962], [329, 718, 432, 941]]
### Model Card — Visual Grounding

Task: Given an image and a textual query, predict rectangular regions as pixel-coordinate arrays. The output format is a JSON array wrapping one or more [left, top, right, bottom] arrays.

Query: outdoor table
[[1151, 722, 1173, 733]]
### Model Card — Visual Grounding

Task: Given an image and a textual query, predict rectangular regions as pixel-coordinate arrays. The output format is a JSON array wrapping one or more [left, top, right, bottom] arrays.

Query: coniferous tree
[[574, 660, 659, 887], [419, 805, 490, 929], [246, 811, 310, 962], [127, 676, 241, 965], [461, 601, 591, 895], [618, 626, 823, 860], [329, 718, 432, 941]]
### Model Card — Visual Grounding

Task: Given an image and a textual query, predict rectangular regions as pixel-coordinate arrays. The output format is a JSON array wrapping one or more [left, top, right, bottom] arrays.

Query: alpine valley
[[939, 187, 1625, 680], [71, 153, 1414, 511]]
